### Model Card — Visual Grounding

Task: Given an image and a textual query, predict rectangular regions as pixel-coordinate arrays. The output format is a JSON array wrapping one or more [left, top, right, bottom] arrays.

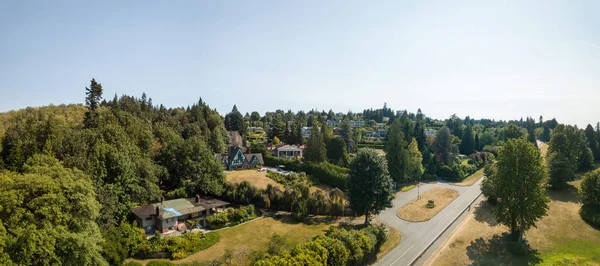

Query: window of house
[[145, 217, 153, 221]]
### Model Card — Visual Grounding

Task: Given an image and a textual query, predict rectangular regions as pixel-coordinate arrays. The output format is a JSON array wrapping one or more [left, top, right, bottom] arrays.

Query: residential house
[[365, 128, 388, 140], [132, 196, 229, 234], [350, 120, 366, 127], [425, 129, 436, 137], [327, 120, 340, 127], [216, 146, 264, 170], [301, 127, 312, 138], [270, 144, 304, 159]]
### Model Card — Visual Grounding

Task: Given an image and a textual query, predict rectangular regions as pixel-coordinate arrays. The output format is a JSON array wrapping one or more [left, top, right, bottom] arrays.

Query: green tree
[[580, 170, 600, 226], [399, 111, 413, 143], [474, 133, 480, 151], [385, 119, 408, 183], [348, 148, 394, 225], [406, 139, 424, 181], [487, 138, 549, 242], [340, 118, 356, 153], [585, 124, 600, 160], [273, 136, 281, 145], [547, 124, 586, 188], [459, 125, 475, 155], [0, 155, 107, 265], [224, 105, 246, 136], [84, 78, 103, 129], [327, 137, 349, 167], [541, 123, 551, 142], [504, 124, 525, 140], [102, 222, 146, 265], [413, 109, 427, 152], [433, 126, 454, 165], [304, 122, 327, 163], [321, 121, 333, 150]]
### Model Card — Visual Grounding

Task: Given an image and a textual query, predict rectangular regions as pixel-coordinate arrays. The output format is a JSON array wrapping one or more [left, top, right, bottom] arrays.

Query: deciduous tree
[[385, 120, 408, 183]]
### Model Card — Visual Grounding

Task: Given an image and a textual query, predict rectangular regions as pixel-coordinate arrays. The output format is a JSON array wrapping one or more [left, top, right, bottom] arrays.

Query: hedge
[[357, 143, 385, 149], [263, 155, 348, 189]]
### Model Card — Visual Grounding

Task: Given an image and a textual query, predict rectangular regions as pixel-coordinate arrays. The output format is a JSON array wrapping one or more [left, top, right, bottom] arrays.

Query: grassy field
[[225, 170, 281, 189], [397, 188, 459, 222], [453, 169, 484, 186], [132, 214, 400, 265], [426, 180, 600, 265]]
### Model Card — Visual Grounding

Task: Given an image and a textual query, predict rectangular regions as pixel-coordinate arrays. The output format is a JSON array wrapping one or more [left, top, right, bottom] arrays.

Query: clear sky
[[1, 1, 599, 127]]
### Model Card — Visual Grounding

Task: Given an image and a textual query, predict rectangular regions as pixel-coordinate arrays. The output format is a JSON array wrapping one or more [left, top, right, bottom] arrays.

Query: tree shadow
[[466, 233, 542, 265], [547, 184, 579, 203], [472, 201, 500, 226]]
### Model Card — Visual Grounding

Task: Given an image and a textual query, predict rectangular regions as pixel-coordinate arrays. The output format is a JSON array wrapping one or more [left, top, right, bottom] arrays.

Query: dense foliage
[[547, 124, 587, 188], [580, 169, 600, 227], [206, 205, 256, 229]]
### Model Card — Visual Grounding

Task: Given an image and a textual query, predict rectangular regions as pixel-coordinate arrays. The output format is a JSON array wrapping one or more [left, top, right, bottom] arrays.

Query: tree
[[327, 137, 349, 167], [580, 169, 600, 226], [585, 124, 600, 160], [541, 123, 551, 142], [224, 105, 246, 136], [399, 111, 413, 143], [405, 139, 424, 181], [486, 138, 549, 242], [474, 133, 480, 151], [348, 148, 394, 225], [304, 122, 326, 163], [414, 109, 427, 152], [433, 126, 454, 165], [320, 121, 333, 150], [340, 118, 356, 153], [547, 124, 586, 188], [504, 124, 525, 140], [447, 114, 463, 138], [273, 136, 281, 145], [0, 155, 108, 265], [459, 125, 475, 155], [527, 128, 537, 146], [385, 120, 408, 183], [84, 78, 103, 128], [250, 111, 261, 125]]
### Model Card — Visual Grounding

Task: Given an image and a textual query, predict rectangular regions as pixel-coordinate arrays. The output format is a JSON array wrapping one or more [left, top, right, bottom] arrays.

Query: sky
[[1, 0, 599, 127]]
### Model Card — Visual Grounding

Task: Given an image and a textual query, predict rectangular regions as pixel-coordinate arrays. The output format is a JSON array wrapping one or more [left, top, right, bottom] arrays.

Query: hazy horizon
[[1, 1, 599, 127]]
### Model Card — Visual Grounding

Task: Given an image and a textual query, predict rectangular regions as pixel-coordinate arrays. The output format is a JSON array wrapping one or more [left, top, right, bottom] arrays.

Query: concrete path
[[375, 179, 483, 266]]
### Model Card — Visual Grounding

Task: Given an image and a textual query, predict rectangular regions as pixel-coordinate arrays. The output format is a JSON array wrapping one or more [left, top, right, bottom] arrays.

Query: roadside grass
[[225, 170, 281, 189], [374, 226, 402, 261], [397, 188, 459, 222], [452, 169, 484, 186], [425, 180, 600, 266], [400, 184, 416, 192]]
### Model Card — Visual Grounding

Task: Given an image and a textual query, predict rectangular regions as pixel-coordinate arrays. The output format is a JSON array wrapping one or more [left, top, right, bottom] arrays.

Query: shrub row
[[252, 225, 388, 266], [357, 143, 385, 149], [266, 171, 312, 187], [206, 205, 256, 230], [138, 232, 220, 260], [264, 155, 348, 190]]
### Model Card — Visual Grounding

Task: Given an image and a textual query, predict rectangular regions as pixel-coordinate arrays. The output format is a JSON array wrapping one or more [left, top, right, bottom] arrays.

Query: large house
[[301, 127, 312, 138], [216, 146, 264, 170], [132, 196, 229, 234], [269, 144, 304, 159]]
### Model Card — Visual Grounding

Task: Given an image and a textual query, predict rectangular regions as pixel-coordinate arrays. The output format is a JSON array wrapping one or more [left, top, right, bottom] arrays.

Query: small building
[[350, 120, 366, 127], [132, 196, 229, 234], [301, 127, 312, 138], [327, 120, 340, 127], [425, 129, 436, 137], [216, 146, 264, 170]]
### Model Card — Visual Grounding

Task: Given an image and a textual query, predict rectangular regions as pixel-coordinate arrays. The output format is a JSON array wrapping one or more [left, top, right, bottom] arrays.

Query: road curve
[[375, 179, 483, 266]]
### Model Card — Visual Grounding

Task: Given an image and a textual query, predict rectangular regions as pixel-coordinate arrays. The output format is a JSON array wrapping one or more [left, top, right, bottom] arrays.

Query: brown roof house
[[132, 196, 229, 234], [215, 146, 264, 171]]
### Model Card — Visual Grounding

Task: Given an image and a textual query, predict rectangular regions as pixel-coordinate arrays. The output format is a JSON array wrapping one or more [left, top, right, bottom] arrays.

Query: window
[[145, 217, 153, 221]]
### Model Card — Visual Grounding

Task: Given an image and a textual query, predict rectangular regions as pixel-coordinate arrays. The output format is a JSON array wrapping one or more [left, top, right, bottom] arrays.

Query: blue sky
[[1, 1, 599, 127]]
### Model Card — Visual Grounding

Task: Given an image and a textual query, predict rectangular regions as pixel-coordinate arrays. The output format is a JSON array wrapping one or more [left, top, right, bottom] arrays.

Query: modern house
[[216, 146, 264, 170], [301, 127, 312, 138], [270, 144, 304, 159], [350, 120, 366, 127], [365, 128, 388, 140], [132, 196, 229, 234], [327, 120, 340, 127]]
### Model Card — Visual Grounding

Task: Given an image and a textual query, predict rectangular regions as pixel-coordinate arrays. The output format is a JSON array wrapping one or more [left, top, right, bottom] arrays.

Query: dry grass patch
[[453, 169, 484, 186], [426, 180, 600, 266], [539, 141, 549, 159], [397, 187, 459, 222], [226, 170, 281, 189], [374, 226, 402, 262]]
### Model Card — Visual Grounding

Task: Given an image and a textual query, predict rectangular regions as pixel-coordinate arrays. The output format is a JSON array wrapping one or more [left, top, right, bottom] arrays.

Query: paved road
[[375, 179, 483, 266]]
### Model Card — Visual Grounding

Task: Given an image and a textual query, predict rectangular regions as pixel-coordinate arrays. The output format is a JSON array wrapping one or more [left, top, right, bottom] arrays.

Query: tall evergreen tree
[[541, 123, 551, 142], [406, 138, 424, 181], [348, 148, 394, 225], [340, 118, 356, 153], [433, 126, 454, 165], [304, 122, 326, 163], [385, 120, 408, 183], [83, 78, 103, 129], [459, 125, 475, 155], [327, 137, 349, 167], [585, 124, 600, 161], [399, 111, 413, 143], [414, 109, 427, 152], [224, 105, 246, 136], [474, 133, 480, 151]]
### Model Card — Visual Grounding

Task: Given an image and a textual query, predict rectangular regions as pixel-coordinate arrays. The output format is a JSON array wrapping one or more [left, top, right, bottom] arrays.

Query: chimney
[[195, 194, 200, 203], [155, 206, 159, 216]]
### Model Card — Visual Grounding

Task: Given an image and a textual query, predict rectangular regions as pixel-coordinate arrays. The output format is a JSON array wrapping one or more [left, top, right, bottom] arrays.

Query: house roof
[[244, 153, 264, 165], [186, 197, 229, 209], [277, 145, 303, 152], [133, 198, 217, 220]]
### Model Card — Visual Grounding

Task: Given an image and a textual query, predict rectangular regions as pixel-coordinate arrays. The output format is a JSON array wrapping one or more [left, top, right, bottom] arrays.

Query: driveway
[[376, 179, 483, 266]]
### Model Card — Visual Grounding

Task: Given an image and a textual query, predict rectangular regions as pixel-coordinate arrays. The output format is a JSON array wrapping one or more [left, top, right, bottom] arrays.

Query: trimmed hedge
[[357, 143, 385, 149], [264, 155, 348, 189]]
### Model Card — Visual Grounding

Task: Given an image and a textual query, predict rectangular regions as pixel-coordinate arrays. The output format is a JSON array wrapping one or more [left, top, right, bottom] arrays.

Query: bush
[[122, 262, 143, 266], [264, 155, 348, 189], [146, 261, 177, 266], [139, 232, 220, 260], [580, 205, 600, 228], [426, 200, 435, 209], [266, 171, 312, 187], [580, 170, 600, 227], [207, 205, 256, 230]]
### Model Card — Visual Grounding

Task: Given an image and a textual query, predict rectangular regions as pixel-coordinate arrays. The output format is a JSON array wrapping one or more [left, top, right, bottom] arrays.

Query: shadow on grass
[[466, 233, 541, 266], [472, 201, 500, 226], [547, 183, 579, 203]]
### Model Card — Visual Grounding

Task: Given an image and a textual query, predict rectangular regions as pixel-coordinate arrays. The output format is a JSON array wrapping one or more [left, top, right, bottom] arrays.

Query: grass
[[539, 141, 549, 160], [400, 184, 416, 192], [373, 226, 402, 262], [397, 188, 459, 222], [225, 170, 281, 189], [453, 169, 484, 186], [425, 180, 600, 266]]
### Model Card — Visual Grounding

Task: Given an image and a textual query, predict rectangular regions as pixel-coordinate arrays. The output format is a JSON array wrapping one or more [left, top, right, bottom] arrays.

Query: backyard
[[225, 170, 281, 189]]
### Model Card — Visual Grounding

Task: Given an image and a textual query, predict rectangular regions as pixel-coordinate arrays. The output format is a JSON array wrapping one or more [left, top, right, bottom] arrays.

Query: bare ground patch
[[397, 187, 459, 222]]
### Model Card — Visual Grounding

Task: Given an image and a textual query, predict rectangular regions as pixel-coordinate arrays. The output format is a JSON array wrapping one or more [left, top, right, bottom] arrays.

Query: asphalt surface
[[375, 179, 484, 266]]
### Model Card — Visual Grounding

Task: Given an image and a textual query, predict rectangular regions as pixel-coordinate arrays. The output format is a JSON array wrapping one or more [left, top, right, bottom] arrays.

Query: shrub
[[122, 262, 143, 266], [580, 205, 600, 228], [206, 212, 229, 229], [207, 205, 256, 229], [426, 200, 435, 209], [581, 170, 600, 226], [146, 261, 177, 266]]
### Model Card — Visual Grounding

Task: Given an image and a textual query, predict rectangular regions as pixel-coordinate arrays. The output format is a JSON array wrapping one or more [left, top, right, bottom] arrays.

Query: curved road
[[376, 179, 483, 266]]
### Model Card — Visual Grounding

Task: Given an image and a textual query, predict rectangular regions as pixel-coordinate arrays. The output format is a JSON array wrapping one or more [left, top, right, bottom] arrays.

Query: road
[[375, 179, 483, 266]]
